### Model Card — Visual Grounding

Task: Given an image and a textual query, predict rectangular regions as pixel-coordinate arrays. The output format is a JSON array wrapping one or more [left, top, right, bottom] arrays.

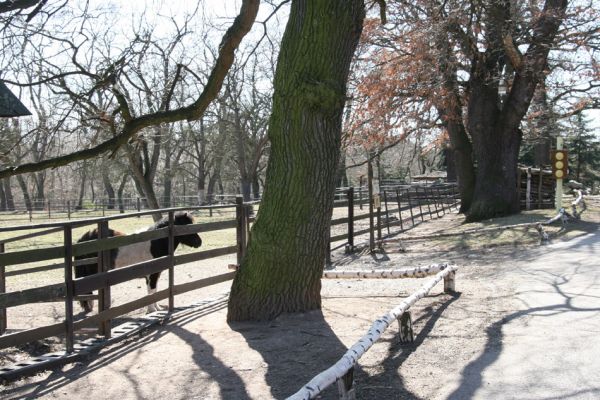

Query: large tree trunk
[[16, 175, 32, 212], [436, 29, 476, 212], [0, 182, 6, 211], [117, 174, 128, 213], [2, 178, 15, 210], [466, 79, 521, 221], [102, 169, 116, 209], [228, 0, 365, 322]]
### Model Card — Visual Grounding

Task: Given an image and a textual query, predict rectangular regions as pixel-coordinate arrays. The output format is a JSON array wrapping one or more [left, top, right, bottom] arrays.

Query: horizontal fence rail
[[0, 183, 460, 379]]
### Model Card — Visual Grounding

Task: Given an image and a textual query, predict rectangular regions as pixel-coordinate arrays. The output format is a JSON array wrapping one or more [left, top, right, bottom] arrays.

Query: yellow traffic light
[[550, 150, 568, 180]]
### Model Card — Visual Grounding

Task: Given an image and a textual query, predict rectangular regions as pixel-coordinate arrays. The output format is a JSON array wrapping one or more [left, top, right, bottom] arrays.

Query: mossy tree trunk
[[227, 0, 365, 322]]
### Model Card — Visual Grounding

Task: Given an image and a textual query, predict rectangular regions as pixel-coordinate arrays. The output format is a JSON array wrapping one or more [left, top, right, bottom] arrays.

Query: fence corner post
[[64, 226, 74, 353], [98, 220, 111, 338], [235, 196, 246, 265], [346, 187, 354, 253], [0, 243, 6, 335], [168, 211, 175, 313]]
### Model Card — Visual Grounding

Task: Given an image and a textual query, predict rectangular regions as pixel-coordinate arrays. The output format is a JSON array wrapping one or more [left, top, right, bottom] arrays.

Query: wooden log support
[[0, 243, 6, 335], [63, 226, 74, 353], [535, 224, 549, 244], [397, 311, 414, 343], [98, 220, 111, 338], [443, 271, 456, 294], [336, 367, 356, 400], [287, 265, 458, 400]]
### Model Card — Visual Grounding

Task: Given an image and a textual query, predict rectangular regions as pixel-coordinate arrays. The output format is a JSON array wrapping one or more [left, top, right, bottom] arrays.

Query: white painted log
[[286, 265, 458, 400], [322, 263, 449, 280]]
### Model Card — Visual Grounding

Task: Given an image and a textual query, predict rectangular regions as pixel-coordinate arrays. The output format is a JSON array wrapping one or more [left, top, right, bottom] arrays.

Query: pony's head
[[173, 211, 202, 248]]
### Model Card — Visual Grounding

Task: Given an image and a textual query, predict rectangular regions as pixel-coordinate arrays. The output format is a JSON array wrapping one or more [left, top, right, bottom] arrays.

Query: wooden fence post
[[136, 197, 141, 217], [383, 190, 390, 235], [98, 220, 111, 338], [425, 187, 433, 217], [67, 200, 71, 220], [236, 196, 247, 265], [437, 188, 446, 215], [415, 187, 424, 222], [405, 189, 415, 226], [368, 161, 375, 251], [63, 226, 74, 353], [168, 211, 175, 313], [395, 189, 404, 231], [0, 243, 6, 335], [346, 187, 354, 252], [538, 169, 543, 209], [430, 187, 440, 217], [526, 168, 532, 210], [48, 199, 51, 219]]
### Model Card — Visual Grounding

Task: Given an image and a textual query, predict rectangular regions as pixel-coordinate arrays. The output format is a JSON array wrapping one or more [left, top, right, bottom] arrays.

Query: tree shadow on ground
[[2, 297, 248, 400], [448, 248, 600, 399], [230, 310, 353, 399], [353, 293, 461, 400]]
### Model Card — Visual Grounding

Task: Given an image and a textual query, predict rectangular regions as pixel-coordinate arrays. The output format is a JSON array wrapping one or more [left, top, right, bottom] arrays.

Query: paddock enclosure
[[0, 184, 459, 381]]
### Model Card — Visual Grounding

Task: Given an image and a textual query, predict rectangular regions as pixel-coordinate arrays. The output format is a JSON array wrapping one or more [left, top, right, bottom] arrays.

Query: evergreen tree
[[566, 113, 600, 187]]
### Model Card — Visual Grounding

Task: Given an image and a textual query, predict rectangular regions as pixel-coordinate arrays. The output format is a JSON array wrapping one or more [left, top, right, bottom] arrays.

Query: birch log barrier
[[571, 190, 586, 219], [322, 263, 449, 280], [286, 265, 458, 400]]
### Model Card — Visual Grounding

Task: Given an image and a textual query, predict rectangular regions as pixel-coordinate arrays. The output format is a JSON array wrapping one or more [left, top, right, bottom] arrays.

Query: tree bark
[[102, 169, 116, 209], [16, 175, 32, 212], [228, 0, 365, 321], [3, 178, 15, 210]]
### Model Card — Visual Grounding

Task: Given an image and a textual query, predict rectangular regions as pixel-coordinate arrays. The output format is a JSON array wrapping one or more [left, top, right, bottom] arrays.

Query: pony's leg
[[75, 263, 95, 312], [145, 272, 163, 313]]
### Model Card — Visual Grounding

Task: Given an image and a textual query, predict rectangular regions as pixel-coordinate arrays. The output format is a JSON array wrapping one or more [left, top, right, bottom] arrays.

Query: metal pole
[[555, 137, 564, 212]]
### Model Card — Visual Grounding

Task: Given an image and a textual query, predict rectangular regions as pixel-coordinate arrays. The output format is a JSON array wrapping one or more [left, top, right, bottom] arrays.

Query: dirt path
[[1, 201, 599, 400]]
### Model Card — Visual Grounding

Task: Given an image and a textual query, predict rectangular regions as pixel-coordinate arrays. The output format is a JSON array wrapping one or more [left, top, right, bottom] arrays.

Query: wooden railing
[[0, 184, 458, 352], [0, 201, 251, 349]]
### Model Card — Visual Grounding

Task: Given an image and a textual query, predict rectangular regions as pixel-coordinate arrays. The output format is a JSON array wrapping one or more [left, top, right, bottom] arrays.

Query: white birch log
[[322, 263, 449, 280], [286, 265, 458, 400]]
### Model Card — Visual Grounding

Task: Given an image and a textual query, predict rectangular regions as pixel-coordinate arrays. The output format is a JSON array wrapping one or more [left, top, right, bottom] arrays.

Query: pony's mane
[[149, 211, 194, 231]]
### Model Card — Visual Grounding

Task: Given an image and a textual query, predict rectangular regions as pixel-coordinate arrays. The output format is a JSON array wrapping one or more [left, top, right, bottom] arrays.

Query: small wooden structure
[[0, 81, 31, 117], [517, 165, 554, 210]]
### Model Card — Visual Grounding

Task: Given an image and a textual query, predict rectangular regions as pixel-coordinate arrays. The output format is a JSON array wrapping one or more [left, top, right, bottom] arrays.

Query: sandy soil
[[1, 198, 598, 400]]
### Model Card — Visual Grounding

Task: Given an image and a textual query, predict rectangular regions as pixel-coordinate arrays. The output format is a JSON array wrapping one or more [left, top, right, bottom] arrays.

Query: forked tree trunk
[[227, 0, 365, 321], [466, 79, 521, 221]]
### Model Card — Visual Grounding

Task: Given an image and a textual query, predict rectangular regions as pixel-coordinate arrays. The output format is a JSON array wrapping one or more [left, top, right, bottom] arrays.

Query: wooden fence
[[0, 184, 458, 356]]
